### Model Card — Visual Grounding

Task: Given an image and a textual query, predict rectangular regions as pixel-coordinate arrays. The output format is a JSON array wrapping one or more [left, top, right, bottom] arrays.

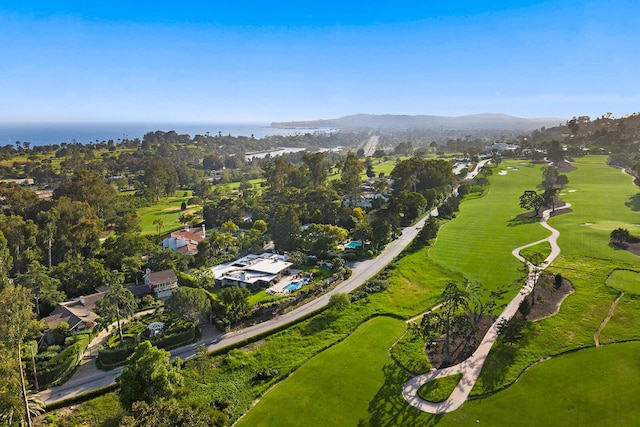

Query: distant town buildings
[[485, 142, 519, 153]]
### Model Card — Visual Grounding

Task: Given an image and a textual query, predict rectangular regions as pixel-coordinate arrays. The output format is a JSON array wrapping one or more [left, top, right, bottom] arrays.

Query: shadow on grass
[[625, 194, 640, 211], [507, 216, 539, 227], [363, 363, 443, 427], [473, 343, 516, 394]]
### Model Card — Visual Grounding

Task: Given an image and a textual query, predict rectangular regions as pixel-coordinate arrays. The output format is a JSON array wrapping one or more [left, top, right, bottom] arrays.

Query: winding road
[[41, 214, 429, 405], [402, 203, 570, 414], [41, 161, 489, 406]]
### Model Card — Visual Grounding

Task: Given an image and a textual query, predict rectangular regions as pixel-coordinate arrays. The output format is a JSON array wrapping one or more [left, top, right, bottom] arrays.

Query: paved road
[[402, 203, 569, 414], [41, 213, 430, 405], [360, 135, 379, 157], [42, 161, 489, 406]]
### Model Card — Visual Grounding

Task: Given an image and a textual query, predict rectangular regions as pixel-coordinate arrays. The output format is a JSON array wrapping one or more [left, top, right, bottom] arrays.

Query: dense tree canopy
[[117, 341, 184, 409]]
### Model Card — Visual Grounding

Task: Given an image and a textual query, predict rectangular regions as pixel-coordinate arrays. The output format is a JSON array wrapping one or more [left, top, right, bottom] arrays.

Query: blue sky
[[1, 1, 639, 123]]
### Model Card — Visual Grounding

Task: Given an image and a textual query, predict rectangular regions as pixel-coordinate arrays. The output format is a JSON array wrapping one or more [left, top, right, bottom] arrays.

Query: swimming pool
[[344, 241, 363, 249], [284, 281, 303, 292]]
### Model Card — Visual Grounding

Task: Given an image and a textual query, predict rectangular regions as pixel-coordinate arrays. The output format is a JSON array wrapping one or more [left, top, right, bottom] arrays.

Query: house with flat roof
[[212, 253, 293, 290]]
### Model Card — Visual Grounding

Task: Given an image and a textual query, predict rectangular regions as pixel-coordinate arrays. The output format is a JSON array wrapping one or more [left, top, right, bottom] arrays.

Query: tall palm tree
[[97, 273, 137, 346], [153, 218, 166, 236]]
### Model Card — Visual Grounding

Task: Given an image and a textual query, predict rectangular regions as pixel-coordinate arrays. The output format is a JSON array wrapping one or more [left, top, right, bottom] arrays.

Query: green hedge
[[38, 333, 90, 387], [98, 322, 197, 366], [97, 344, 137, 366]]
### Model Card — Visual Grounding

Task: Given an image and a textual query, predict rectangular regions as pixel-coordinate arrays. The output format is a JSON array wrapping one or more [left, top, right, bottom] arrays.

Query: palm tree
[[153, 218, 166, 236], [97, 273, 137, 346]]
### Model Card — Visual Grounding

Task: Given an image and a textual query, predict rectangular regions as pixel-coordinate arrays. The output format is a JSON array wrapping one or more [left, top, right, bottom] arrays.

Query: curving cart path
[[402, 203, 570, 414]]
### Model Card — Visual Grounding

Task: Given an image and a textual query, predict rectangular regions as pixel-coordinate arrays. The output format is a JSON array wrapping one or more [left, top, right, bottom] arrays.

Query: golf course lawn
[[606, 269, 640, 294], [239, 319, 640, 427], [430, 160, 549, 297], [137, 191, 195, 235], [550, 155, 640, 262], [439, 342, 640, 427], [236, 316, 407, 427]]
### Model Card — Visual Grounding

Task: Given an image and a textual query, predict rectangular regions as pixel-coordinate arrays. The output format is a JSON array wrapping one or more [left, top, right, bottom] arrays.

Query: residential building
[[212, 253, 293, 289], [162, 225, 206, 255], [43, 292, 107, 339], [144, 269, 179, 300]]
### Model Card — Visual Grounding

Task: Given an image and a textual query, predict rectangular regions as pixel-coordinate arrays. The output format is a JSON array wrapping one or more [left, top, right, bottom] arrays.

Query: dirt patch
[[427, 316, 495, 369], [516, 202, 573, 219], [242, 339, 267, 352], [612, 240, 640, 257], [525, 273, 574, 322], [426, 275, 573, 368], [555, 160, 577, 173]]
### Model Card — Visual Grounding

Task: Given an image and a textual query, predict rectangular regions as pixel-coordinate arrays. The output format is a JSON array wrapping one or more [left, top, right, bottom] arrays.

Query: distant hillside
[[272, 113, 564, 132]]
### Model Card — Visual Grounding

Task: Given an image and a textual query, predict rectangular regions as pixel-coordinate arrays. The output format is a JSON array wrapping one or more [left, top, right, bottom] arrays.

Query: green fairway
[[550, 155, 640, 262], [606, 269, 640, 294], [417, 373, 462, 403], [519, 241, 552, 265], [137, 191, 195, 235], [439, 342, 640, 427], [236, 317, 407, 427], [430, 160, 548, 296], [472, 255, 630, 395]]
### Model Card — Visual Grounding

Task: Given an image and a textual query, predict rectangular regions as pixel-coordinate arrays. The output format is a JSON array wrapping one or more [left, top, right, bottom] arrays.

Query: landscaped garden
[[40, 155, 640, 426], [98, 311, 197, 366], [235, 156, 640, 425]]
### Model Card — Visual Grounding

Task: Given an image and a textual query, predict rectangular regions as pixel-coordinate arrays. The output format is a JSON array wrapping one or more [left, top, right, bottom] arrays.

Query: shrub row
[[98, 322, 197, 366], [38, 333, 90, 387], [350, 278, 389, 302]]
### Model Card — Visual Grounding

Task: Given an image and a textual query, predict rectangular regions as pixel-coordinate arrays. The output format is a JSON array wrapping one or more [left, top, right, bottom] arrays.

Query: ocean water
[[0, 122, 333, 147]]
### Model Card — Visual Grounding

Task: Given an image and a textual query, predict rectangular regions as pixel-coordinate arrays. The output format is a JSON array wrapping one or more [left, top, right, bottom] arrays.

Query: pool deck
[[266, 270, 309, 295]]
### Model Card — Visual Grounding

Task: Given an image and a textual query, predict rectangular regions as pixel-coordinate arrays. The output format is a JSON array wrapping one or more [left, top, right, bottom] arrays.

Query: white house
[[162, 225, 206, 255], [212, 253, 293, 290]]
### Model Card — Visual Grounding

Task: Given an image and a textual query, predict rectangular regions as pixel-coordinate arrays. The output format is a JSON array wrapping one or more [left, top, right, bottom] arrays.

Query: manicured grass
[[417, 373, 462, 403], [606, 269, 640, 294], [439, 342, 640, 427], [472, 255, 629, 396], [236, 317, 407, 427], [470, 157, 640, 396], [380, 247, 467, 318], [430, 160, 549, 299], [137, 191, 196, 235], [519, 241, 552, 265], [390, 324, 431, 374], [551, 155, 640, 262]]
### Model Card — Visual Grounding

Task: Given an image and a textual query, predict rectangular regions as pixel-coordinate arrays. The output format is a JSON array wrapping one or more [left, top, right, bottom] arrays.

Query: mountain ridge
[[272, 113, 564, 132]]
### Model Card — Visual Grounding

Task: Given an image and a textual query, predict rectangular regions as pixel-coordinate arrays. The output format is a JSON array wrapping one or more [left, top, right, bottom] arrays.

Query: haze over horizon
[[2, 1, 639, 123]]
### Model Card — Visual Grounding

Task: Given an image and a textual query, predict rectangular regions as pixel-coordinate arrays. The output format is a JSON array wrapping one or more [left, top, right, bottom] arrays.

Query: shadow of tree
[[507, 217, 539, 227], [473, 343, 516, 394], [625, 194, 640, 211], [609, 242, 627, 251], [364, 363, 443, 427]]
